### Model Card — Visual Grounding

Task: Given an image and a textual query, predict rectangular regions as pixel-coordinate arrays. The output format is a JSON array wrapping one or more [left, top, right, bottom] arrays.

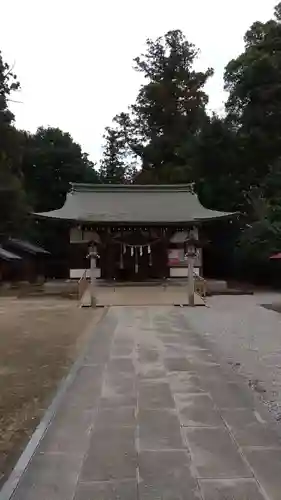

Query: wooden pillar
[[99, 230, 107, 280], [186, 227, 198, 307], [90, 253, 96, 306], [102, 229, 114, 281], [187, 254, 195, 306], [88, 244, 97, 307], [164, 228, 173, 280], [106, 242, 113, 281], [163, 231, 169, 279]]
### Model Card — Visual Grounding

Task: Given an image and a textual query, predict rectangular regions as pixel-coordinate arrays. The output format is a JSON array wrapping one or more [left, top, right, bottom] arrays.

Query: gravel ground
[[185, 292, 281, 421], [0, 297, 100, 484]]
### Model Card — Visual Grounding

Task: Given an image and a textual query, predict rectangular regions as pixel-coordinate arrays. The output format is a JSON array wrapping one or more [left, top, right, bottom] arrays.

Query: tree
[[236, 159, 281, 261], [0, 156, 27, 239], [112, 30, 213, 183], [0, 52, 27, 240], [21, 127, 99, 212], [192, 114, 246, 212], [221, 3, 281, 275], [99, 126, 127, 183], [17, 127, 99, 270], [0, 51, 19, 129], [224, 3, 281, 191]]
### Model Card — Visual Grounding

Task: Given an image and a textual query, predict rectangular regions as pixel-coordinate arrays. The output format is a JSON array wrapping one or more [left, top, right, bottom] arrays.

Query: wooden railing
[[78, 270, 89, 300]]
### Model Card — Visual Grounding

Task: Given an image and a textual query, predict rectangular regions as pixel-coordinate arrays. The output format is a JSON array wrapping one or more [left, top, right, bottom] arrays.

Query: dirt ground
[[0, 297, 102, 485]]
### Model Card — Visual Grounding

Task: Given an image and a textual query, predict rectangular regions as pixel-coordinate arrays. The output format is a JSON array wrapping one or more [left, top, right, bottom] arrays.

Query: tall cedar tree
[[0, 52, 27, 239], [99, 127, 127, 183], [113, 30, 213, 183], [225, 2, 281, 191], [224, 3, 281, 265]]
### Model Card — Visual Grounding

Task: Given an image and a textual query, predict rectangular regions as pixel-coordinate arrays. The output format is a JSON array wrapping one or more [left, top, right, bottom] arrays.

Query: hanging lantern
[[131, 247, 134, 257], [140, 246, 143, 257]]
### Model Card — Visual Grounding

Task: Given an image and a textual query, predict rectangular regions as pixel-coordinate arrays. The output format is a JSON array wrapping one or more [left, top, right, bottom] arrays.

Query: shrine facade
[[36, 184, 233, 281]]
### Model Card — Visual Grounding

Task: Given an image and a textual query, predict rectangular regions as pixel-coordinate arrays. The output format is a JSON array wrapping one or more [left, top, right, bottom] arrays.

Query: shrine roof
[[0, 246, 22, 262], [6, 238, 50, 255], [35, 183, 235, 224]]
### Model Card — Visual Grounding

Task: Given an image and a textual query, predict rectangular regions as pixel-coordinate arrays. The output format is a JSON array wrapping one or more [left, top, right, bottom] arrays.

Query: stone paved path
[[84, 284, 205, 306], [3, 306, 281, 500]]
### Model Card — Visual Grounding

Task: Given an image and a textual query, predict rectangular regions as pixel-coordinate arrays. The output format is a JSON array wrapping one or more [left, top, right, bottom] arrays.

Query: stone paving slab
[[94, 407, 136, 429], [199, 479, 265, 500], [63, 365, 103, 410], [138, 381, 175, 409], [206, 381, 256, 410], [168, 373, 206, 393], [136, 363, 166, 380], [244, 449, 281, 500], [225, 421, 281, 449], [138, 450, 200, 499], [164, 356, 193, 371], [39, 408, 94, 455], [74, 480, 138, 500], [177, 403, 223, 428], [184, 427, 252, 479], [220, 408, 270, 428], [99, 393, 137, 408], [81, 427, 137, 481], [4, 305, 281, 500], [11, 453, 83, 500], [138, 409, 183, 450]]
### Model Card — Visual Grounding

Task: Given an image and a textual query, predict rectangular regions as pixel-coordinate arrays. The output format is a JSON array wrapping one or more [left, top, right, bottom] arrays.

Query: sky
[[0, 0, 278, 163]]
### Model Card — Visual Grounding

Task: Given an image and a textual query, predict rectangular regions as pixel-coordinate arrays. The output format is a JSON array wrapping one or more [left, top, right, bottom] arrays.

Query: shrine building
[[36, 183, 233, 281]]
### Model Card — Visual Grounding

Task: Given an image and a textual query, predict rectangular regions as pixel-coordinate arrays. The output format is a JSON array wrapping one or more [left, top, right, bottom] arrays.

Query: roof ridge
[[70, 183, 195, 193]]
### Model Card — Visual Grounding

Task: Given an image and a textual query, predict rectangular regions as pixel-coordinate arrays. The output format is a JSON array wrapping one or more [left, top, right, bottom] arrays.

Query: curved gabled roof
[[0, 246, 22, 262], [35, 184, 235, 224]]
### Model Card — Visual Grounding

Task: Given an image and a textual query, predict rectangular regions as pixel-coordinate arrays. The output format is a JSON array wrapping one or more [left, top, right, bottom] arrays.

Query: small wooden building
[[36, 184, 233, 281], [0, 246, 22, 282], [3, 239, 50, 283]]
